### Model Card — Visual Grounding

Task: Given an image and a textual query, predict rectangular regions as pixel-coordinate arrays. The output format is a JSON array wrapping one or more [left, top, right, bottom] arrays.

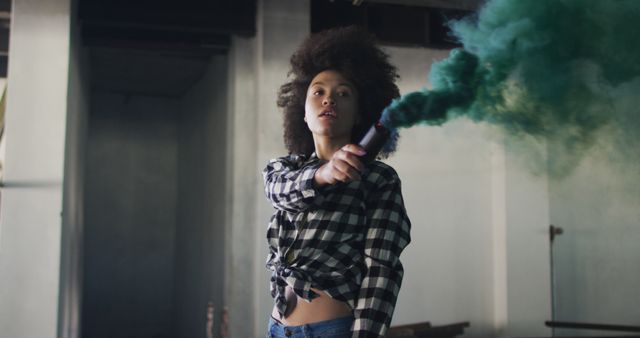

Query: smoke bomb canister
[[358, 121, 390, 162]]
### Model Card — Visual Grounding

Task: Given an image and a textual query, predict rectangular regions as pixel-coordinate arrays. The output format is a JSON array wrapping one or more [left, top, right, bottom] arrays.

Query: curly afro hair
[[277, 26, 400, 158]]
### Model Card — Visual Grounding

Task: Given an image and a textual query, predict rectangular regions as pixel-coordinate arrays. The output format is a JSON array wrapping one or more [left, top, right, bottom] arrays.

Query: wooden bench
[[387, 321, 470, 338]]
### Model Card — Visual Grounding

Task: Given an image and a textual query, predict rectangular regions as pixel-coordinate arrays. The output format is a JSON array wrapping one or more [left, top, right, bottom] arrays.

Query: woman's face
[[304, 70, 359, 141]]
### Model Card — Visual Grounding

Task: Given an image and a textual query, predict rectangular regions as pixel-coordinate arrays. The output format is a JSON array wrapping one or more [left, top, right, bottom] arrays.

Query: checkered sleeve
[[352, 174, 411, 338], [262, 155, 323, 213]]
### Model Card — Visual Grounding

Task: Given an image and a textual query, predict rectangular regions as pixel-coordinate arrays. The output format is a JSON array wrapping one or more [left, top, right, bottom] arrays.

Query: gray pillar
[[0, 0, 73, 337]]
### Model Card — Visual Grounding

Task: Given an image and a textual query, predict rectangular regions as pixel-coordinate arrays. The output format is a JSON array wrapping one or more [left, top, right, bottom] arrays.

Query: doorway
[[82, 46, 229, 338]]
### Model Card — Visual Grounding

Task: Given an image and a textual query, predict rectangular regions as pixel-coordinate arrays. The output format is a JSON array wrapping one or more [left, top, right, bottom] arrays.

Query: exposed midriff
[[271, 287, 352, 326]]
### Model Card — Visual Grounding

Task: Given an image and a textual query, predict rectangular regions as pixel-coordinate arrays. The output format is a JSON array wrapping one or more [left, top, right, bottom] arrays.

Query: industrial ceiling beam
[[350, 0, 482, 11]]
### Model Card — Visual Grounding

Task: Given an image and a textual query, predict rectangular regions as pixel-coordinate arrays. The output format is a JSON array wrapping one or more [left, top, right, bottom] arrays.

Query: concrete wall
[[385, 47, 551, 338], [0, 0, 72, 337], [503, 142, 551, 338], [226, 36, 258, 338], [0, 78, 7, 172], [385, 47, 499, 338], [547, 80, 640, 335], [549, 150, 640, 335], [252, 1, 311, 336], [379, 47, 551, 338], [367, 52, 552, 338], [83, 93, 179, 338], [174, 54, 229, 338]]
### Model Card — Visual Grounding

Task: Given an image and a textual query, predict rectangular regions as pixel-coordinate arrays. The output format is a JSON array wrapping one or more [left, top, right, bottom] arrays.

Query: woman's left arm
[[352, 174, 412, 338]]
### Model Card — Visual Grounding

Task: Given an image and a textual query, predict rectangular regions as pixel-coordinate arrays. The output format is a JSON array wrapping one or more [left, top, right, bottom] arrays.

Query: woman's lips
[[319, 110, 337, 119]]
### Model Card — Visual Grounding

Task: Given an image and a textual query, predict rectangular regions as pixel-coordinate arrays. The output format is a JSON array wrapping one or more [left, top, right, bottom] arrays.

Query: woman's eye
[[313, 90, 323, 96], [338, 91, 350, 97]]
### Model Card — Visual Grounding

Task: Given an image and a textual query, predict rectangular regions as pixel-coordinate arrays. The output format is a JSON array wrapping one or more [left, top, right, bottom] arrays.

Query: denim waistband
[[268, 315, 354, 338]]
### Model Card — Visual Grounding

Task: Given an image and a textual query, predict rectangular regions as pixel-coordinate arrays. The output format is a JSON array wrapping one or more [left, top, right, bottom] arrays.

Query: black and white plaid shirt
[[263, 153, 411, 338]]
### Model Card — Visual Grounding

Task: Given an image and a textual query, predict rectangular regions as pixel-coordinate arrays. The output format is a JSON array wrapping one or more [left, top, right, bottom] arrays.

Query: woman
[[263, 26, 411, 338]]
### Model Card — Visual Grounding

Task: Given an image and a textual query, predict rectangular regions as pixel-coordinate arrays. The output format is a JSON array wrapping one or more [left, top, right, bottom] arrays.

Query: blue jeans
[[266, 315, 354, 338]]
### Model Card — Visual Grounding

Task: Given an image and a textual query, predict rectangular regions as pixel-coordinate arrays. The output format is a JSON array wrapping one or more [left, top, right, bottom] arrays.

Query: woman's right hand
[[314, 144, 366, 186]]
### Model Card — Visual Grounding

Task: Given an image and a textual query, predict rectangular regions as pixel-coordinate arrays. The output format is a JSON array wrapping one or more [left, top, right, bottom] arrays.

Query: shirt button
[[285, 329, 292, 337]]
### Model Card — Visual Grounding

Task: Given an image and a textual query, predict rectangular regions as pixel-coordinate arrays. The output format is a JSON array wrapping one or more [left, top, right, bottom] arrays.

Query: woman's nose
[[322, 96, 336, 106]]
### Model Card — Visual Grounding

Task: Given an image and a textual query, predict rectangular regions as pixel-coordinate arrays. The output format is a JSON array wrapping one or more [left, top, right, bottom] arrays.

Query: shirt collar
[[305, 152, 321, 166]]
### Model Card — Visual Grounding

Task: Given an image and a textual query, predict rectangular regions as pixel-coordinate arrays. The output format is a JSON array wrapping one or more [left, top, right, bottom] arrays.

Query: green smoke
[[381, 0, 640, 175]]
